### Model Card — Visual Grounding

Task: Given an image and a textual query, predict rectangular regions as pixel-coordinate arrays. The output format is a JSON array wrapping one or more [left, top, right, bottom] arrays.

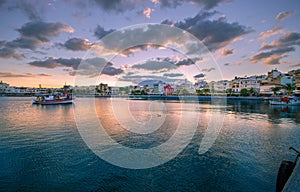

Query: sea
[[0, 97, 299, 191]]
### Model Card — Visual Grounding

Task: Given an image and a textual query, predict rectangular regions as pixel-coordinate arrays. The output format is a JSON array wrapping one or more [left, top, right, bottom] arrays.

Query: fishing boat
[[269, 96, 300, 106], [32, 93, 74, 105]]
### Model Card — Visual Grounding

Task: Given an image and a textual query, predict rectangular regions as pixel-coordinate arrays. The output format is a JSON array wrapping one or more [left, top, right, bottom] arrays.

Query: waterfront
[[0, 97, 300, 191]]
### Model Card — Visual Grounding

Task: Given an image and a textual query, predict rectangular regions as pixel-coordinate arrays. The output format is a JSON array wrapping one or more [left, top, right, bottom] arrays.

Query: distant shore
[[0, 93, 279, 101]]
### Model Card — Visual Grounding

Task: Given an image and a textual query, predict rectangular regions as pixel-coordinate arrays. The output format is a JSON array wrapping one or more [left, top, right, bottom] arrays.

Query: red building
[[163, 84, 174, 96]]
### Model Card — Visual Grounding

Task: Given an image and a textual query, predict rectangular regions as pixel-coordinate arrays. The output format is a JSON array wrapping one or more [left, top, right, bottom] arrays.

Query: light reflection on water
[[0, 97, 299, 191]]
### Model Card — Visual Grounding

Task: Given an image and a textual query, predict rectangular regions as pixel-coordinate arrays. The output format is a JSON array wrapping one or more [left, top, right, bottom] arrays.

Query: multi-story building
[[230, 76, 260, 93], [208, 80, 230, 93], [294, 69, 300, 96], [268, 68, 282, 83]]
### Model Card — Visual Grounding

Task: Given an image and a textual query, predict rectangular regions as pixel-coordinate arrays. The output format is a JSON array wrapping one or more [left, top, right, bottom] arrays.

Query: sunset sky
[[0, 0, 300, 87]]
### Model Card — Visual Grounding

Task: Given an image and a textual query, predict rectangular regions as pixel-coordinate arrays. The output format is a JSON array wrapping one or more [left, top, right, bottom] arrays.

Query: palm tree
[[226, 88, 233, 96], [283, 83, 294, 96], [271, 87, 281, 96]]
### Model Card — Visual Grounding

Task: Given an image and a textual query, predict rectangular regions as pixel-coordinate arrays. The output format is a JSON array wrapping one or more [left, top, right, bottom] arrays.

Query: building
[[268, 68, 282, 83], [230, 76, 260, 93], [208, 80, 230, 93], [259, 83, 282, 96], [294, 69, 300, 96], [163, 84, 174, 96], [0, 81, 9, 93]]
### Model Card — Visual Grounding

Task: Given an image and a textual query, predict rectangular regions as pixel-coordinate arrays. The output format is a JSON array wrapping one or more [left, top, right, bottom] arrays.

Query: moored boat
[[269, 96, 300, 106], [32, 93, 74, 105]]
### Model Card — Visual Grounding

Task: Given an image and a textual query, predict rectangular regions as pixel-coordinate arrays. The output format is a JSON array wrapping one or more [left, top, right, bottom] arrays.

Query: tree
[[203, 88, 210, 96], [271, 87, 281, 96], [181, 89, 189, 95], [196, 89, 203, 95], [249, 88, 255, 96], [283, 83, 294, 96], [240, 88, 248, 96], [226, 88, 233, 96]]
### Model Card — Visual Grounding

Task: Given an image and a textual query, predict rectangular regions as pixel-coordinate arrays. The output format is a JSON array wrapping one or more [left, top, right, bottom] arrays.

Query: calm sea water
[[0, 97, 299, 191]]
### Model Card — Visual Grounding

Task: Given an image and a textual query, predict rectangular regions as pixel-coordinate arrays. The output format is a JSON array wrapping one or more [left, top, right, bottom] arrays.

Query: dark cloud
[[6, 37, 45, 50], [101, 63, 124, 76], [132, 59, 177, 71], [0, 47, 24, 59], [194, 73, 205, 78], [94, 25, 115, 39], [175, 58, 195, 66], [163, 73, 184, 77], [75, 57, 123, 77], [202, 67, 216, 72], [0, 0, 6, 7], [92, 0, 228, 12], [28, 57, 81, 69], [63, 38, 92, 51], [18, 21, 74, 42], [276, 11, 295, 21], [120, 44, 165, 56], [0, 72, 51, 78], [249, 47, 295, 65], [17, 1, 41, 21], [221, 48, 234, 56], [164, 11, 252, 50], [224, 63, 230, 66], [261, 32, 300, 50]]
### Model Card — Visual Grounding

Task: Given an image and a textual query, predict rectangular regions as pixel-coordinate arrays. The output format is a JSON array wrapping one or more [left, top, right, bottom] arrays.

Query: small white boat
[[32, 94, 74, 105], [269, 96, 300, 106]]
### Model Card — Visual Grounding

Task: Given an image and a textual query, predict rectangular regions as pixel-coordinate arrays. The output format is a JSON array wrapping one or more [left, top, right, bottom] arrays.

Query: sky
[[0, 0, 300, 87]]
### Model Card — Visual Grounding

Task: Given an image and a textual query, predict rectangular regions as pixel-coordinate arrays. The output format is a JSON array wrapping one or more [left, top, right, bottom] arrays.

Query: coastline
[[1, 93, 278, 101]]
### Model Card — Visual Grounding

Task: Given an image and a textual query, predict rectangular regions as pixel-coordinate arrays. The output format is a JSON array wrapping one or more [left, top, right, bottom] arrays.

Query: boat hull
[[269, 100, 300, 106], [32, 98, 74, 105]]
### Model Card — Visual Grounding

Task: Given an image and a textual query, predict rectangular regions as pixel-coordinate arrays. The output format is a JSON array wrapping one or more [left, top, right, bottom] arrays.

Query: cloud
[[276, 11, 295, 21], [6, 37, 46, 50], [92, 0, 229, 12], [194, 73, 205, 78], [72, 57, 123, 77], [0, 47, 24, 59], [28, 57, 123, 77], [143, 7, 154, 19], [256, 27, 283, 41], [63, 38, 92, 51], [224, 63, 230, 66], [291, 62, 300, 68], [0, 72, 51, 78], [17, 1, 41, 21], [28, 57, 81, 69], [221, 48, 234, 56], [94, 25, 115, 39], [202, 67, 216, 72], [260, 32, 300, 50], [0, 0, 6, 7], [167, 11, 252, 51], [132, 59, 177, 71], [18, 21, 74, 42], [163, 73, 184, 77], [131, 57, 196, 72], [175, 58, 195, 66], [249, 47, 295, 65]]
